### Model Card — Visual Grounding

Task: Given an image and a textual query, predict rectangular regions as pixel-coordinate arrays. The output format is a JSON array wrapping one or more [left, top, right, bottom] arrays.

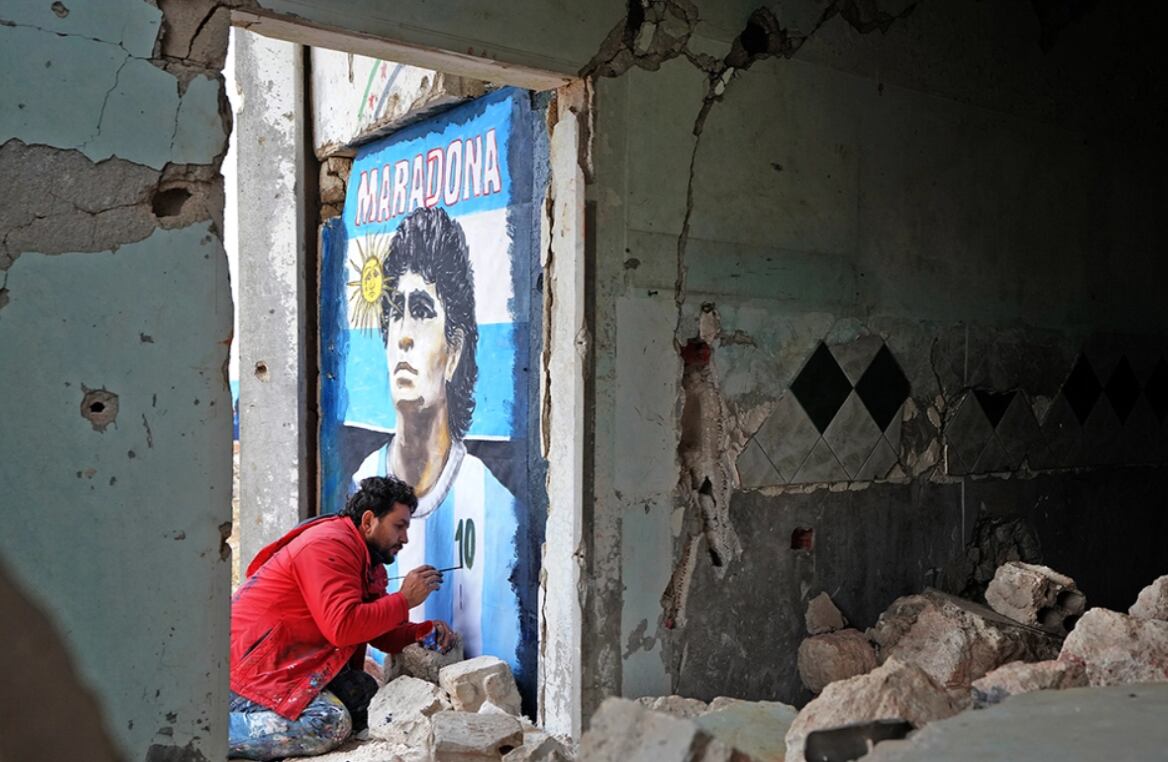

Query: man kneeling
[[229, 476, 455, 759]]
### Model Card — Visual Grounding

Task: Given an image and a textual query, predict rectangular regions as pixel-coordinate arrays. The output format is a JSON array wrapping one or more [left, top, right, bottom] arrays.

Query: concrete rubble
[[634, 694, 709, 718], [439, 656, 523, 715], [867, 589, 1062, 689], [1129, 575, 1168, 621], [577, 697, 735, 762], [501, 721, 573, 762], [431, 711, 525, 761], [784, 658, 960, 762], [398, 633, 466, 683], [970, 659, 1087, 707], [797, 628, 878, 694], [693, 698, 797, 762], [805, 592, 847, 635], [1059, 607, 1168, 686], [984, 562, 1086, 634], [305, 737, 426, 762], [368, 675, 452, 746]]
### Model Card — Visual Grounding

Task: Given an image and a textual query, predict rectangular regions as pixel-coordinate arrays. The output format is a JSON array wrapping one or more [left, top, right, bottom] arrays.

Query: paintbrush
[[387, 563, 463, 581]]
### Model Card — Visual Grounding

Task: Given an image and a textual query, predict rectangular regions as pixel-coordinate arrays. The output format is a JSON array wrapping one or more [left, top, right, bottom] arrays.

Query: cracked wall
[[0, 1, 234, 758], [588, 0, 1168, 708]]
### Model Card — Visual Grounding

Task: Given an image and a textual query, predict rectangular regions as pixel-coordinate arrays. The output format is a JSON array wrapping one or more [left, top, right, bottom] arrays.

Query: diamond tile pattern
[[974, 390, 1015, 429], [1104, 356, 1140, 424], [855, 345, 912, 432], [791, 343, 853, 434], [824, 392, 883, 478], [1062, 354, 1102, 425]]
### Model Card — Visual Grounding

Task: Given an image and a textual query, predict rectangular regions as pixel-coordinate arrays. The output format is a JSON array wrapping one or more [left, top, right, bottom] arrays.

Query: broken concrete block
[[694, 699, 797, 762], [431, 712, 524, 761], [867, 589, 1062, 689], [1130, 575, 1168, 621], [798, 628, 878, 694], [970, 659, 1087, 707], [784, 658, 960, 762], [306, 737, 427, 762], [806, 592, 847, 635], [634, 694, 708, 719], [1059, 608, 1168, 686], [578, 697, 734, 762], [985, 561, 1086, 633], [439, 655, 522, 715], [367, 675, 451, 747], [398, 632, 465, 683], [501, 724, 573, 762]]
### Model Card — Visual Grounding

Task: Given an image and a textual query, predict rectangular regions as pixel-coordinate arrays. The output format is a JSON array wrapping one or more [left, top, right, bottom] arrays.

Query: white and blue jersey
[[354, 440, 520, 670]]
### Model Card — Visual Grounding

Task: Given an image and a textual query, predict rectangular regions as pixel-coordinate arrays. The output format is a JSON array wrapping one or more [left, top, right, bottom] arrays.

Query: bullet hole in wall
[[80, 387, 119, 432], [254, 361, 269, 381], [791, 527, 814, 551], [152, 188, 192, 219]]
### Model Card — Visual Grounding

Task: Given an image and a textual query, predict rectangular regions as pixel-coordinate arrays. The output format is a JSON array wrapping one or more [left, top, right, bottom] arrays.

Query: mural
[[319, 88, 541, 701]]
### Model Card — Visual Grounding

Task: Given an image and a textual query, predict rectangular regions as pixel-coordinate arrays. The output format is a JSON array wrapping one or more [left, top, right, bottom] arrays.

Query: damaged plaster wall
[[0, 1, 233, 758], [590, 0, 1168, 706]]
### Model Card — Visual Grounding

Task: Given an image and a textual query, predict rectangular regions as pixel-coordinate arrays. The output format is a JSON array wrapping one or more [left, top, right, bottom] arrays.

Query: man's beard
[[367, 541, 396, 566]]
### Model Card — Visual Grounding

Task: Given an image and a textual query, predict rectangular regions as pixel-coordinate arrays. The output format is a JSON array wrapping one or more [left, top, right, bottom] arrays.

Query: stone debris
[[694, 698, 797, 762], [798, 628, 878, 694], [501, 723, 573, 762], [970, 659, 1087, 707], [578, 697, 734, 762], [1059, 608, 1168, 686], [784, 658, 960, 762], [867, 589, 1062, 689], [304, 737, 426, 762], [1129, 575, 1168, 621], [398, 632, 465, 683], [984, 562, 1086, 634], [439, 656, 523, 715], [634, 694, 709, 719], [368, 675, 452, 747], [431, 711, 525, 761], [806, 592, 847, 635]]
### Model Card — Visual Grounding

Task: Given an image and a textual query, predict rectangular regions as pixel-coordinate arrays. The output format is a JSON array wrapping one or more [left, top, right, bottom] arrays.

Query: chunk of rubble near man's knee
[[439, 655, 522, 715], [1129, 575, 1168, 621], [368, 674, 452, 746], [634, 694, 708, 719], [806, 591, 848, 635], [798, 628, 878, 694], [398, 632, 465, 683], [783, 658, 961, 762], [866, 589, 1062, 690], [970, 659, 1087, 707], [431, 711, 524, 761], [304, 738, 428, 762], [579, 697, 735, 762], [985, 561, 1086, 634], [1058, 608, 1168, 686]]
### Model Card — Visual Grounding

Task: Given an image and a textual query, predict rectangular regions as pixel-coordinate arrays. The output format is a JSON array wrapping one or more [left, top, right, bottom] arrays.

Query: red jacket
[[230, 515, 431, 719]]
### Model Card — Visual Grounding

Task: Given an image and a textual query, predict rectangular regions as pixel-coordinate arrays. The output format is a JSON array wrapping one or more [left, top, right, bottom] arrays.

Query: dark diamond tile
[[855, 344, 911, 432], [995, 393, 1042, 470], [972, 434, 1012, 474], [974, 389, 1016, 429], [1061, 353, 1102, 425], [791, 342, 854, 434], [1145, 356, 1168, 424], [1104, 356, 1141, 424], [1083, 398, 1123, 466]]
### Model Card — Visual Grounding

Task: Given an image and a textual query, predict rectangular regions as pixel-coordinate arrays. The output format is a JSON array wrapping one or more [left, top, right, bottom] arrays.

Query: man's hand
[[399, 565, 442, 608], [430, 620, 457, 654]]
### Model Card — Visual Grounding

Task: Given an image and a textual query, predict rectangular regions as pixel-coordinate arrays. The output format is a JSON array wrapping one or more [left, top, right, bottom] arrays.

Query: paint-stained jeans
[[228, 691, 351, 760]]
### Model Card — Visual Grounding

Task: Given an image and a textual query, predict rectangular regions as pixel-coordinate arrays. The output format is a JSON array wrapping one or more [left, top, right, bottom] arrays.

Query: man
[[353, 205, 520, 666], [229, 476, 455, 760]]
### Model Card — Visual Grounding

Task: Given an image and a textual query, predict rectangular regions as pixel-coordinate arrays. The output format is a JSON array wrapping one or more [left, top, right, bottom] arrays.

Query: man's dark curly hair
[[342, 476, 418, 525], [380, 206, 478, 440]]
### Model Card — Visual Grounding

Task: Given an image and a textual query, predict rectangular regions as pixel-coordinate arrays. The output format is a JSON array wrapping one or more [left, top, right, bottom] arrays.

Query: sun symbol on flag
[[347, 234, 392, 332]]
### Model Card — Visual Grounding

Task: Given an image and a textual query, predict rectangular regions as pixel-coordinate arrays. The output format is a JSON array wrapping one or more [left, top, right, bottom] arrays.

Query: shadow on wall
[[0, 557, 120, 761]]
